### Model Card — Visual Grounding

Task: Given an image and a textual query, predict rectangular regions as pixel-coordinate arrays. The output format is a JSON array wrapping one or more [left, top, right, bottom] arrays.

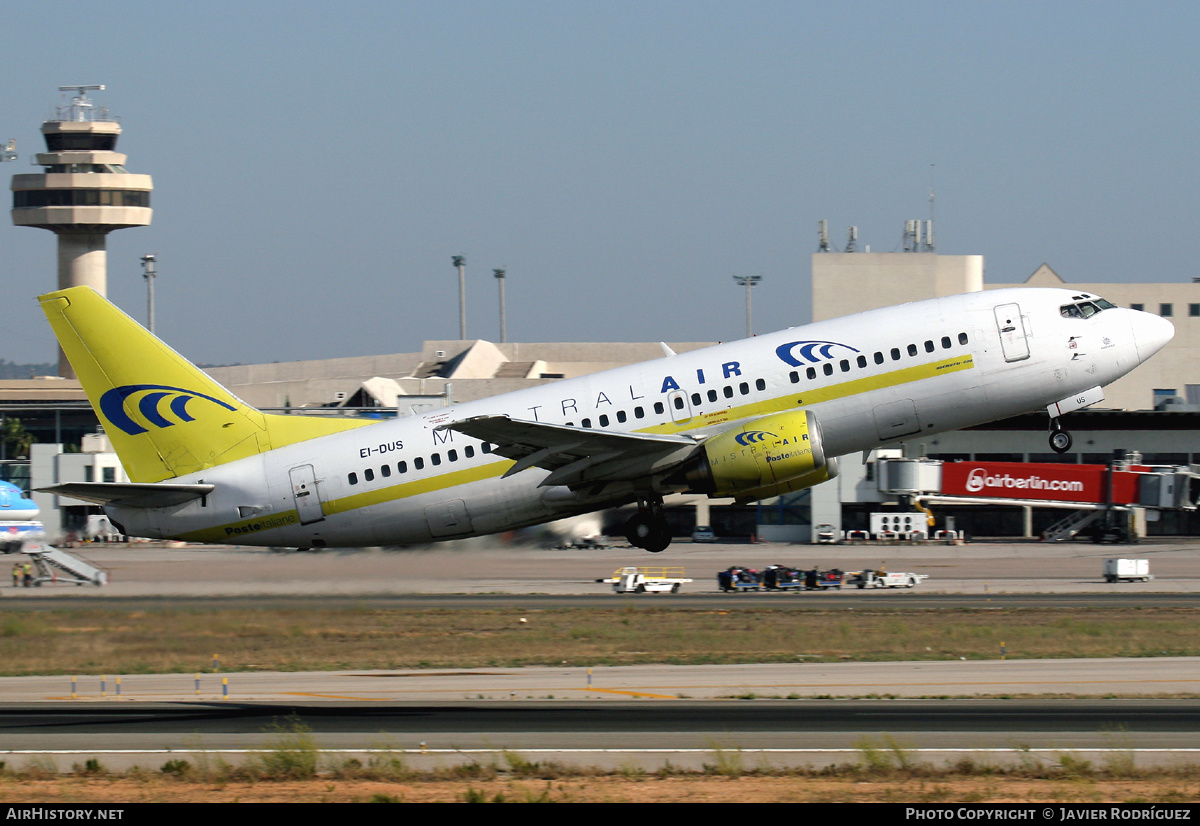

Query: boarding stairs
[[19, 541, 107, 586], [1039, 509, 1105, 543]]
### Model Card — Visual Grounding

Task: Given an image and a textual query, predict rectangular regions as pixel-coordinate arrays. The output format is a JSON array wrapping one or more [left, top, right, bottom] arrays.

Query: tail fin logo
[[735, 430, 776, 446], [99, 385, 237, 436]]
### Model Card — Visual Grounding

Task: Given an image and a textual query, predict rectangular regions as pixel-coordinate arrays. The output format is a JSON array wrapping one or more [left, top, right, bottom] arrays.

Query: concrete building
[[10, 87, 153, 378], [812, 252, 983, 322]]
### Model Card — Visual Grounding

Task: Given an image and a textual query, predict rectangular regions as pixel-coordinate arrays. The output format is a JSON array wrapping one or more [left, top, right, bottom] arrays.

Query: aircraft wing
[[438, 415, 701, 488], [38, 482, 215, 508]]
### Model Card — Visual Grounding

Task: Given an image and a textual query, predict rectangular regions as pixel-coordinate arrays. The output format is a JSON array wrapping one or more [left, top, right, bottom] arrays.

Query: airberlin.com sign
[[940, 462, 1118, 504]]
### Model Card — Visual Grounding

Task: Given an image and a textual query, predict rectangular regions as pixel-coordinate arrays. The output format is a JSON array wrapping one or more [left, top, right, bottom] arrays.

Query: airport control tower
[[10, 86, 153, 378]]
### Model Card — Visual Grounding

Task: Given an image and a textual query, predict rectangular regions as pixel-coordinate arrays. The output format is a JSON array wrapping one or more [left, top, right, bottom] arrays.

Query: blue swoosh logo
[[775, 339, 860, 367], [99, 385, 237, 435]]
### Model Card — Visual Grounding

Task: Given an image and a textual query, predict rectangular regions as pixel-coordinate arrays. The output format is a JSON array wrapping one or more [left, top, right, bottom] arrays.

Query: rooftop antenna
[[57, 85, 107, 122], [844, 226, 858, 253], [0, 139, 15, 163], [817, 219, 830, 252]]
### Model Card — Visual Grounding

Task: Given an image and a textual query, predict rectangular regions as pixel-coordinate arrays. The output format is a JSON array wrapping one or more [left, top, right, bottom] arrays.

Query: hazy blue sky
[[2, 0, 1196, 366]]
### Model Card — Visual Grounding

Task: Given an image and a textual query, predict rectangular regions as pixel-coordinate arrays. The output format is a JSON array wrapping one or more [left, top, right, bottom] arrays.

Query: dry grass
[[2, 754, 1200, 803], [0, 605, 1195, 676]]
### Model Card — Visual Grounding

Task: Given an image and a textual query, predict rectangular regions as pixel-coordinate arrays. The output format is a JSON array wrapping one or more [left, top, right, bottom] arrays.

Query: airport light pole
[[733, 274, 762, 337], [141, 254, 157, 334], [452, 255, 467, 340], [493, 268, 506, 343]]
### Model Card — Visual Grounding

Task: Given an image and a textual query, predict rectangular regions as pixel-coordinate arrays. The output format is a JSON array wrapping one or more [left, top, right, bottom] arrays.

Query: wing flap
[[439, 415, 701, 488]]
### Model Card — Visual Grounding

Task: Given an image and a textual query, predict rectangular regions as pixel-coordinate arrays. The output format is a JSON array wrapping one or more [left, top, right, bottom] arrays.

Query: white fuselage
[[107, 288, 1171, 547]]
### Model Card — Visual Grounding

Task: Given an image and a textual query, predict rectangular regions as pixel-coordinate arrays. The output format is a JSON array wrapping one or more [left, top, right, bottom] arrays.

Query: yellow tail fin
[[39, 286, 372, 483]]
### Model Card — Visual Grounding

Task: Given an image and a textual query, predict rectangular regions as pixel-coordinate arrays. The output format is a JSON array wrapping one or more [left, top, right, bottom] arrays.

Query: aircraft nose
[[1129, 310, 1174, 363]]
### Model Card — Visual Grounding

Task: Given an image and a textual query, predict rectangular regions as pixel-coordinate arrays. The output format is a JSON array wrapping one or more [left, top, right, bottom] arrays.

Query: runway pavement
[[3, 536, 1198, 598]]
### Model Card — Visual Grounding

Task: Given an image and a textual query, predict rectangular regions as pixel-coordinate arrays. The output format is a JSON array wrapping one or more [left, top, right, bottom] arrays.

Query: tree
[[1, 418, 34, 459]]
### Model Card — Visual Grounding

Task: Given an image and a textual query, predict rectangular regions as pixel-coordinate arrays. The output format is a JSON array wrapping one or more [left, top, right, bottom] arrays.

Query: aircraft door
[[289, 464, 326, 525], [425, 499, 473, 538], [873, 398, 921, 441], [994, 303, 1030, 362], [667, 390, 693, 424]]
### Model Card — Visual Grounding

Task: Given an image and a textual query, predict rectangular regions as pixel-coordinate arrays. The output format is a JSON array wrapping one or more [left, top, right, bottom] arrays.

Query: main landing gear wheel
[[625, 511, 671, 554], [1049, 424, 1073, 454]]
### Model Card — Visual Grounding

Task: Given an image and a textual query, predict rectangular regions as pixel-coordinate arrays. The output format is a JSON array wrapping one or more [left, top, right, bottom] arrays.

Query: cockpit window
[[1060, 297, 1116, 319]]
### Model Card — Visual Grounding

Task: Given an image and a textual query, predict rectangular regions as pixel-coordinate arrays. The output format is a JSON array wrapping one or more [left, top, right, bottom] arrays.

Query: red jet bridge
[[877, 457, 1200, 542]]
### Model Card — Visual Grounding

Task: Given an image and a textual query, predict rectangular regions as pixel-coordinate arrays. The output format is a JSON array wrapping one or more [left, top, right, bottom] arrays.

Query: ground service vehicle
[[849, 570, 928, 589], [600, 566, 692, 594], [1103, 558, 1151, 582]]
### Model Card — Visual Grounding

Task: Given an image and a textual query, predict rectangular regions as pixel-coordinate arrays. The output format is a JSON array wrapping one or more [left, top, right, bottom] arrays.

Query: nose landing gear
[[1049, 419, 1073, 453]]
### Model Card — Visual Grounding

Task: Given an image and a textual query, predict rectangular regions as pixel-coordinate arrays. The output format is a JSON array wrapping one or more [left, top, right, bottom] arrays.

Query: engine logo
[[99, 384, 238, 436], [735, 430, 775, 446]]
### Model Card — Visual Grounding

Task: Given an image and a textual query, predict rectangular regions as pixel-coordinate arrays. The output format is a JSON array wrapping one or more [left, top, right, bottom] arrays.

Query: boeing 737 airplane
[[38, 286, 1171, 553]]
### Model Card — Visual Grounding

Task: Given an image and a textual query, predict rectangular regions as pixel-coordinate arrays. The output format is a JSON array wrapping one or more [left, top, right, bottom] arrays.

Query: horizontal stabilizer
[[38, 482, 215, 508]]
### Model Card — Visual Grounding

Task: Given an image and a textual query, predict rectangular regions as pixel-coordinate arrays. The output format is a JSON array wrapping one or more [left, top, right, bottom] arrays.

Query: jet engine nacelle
[[682, 410, 838, 503]]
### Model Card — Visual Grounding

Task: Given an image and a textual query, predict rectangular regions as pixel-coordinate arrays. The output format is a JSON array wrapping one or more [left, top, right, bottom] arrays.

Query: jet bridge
[[877, 456, 1200, 542]]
